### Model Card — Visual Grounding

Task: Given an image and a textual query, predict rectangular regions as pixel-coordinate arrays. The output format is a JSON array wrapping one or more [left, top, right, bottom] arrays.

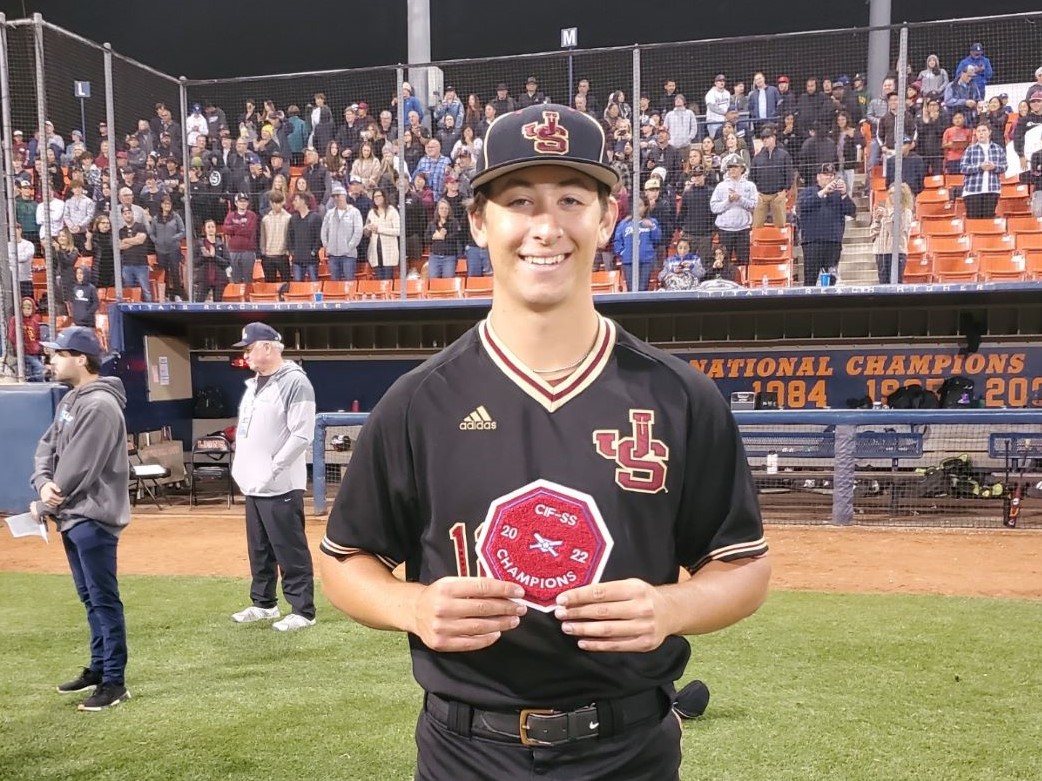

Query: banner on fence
[[682, 346, 1042, 409]]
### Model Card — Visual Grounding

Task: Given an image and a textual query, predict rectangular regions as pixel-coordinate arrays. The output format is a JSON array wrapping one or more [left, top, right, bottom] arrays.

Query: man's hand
[[554, 578, 671, 653], [40, 481, 63, 508], [413, 577, 526, 652]]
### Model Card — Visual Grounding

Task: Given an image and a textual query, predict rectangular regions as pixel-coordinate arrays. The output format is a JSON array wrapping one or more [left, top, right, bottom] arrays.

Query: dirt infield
[[2, 509, 1041, 599]]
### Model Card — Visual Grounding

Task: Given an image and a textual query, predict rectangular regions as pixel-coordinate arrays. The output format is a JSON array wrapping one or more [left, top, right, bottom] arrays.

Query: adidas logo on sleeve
[[459, 405, 497, 431]]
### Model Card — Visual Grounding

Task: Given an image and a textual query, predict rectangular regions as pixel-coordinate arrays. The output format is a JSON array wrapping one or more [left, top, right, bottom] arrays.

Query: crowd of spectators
[[8, 41, 1042, 307]]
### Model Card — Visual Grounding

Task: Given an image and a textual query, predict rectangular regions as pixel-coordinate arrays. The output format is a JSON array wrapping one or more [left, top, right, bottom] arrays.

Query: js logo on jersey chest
[[476, 479, 613, 612], [593, 409, 669, 494], [521, 111, 570, 155]]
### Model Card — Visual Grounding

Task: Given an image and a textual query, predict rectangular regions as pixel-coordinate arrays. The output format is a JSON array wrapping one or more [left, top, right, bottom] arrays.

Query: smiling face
[[469, 166, 617, 314]]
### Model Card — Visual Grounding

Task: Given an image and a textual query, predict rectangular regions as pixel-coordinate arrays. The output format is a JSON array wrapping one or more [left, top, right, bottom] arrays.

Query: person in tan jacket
[[259, 190, 292, 282], [364, 189, 401, 280], [870, 181, 914, 284]]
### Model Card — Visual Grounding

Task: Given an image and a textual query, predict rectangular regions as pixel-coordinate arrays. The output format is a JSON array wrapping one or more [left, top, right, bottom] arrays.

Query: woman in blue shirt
[[613, 194, 661, 291]]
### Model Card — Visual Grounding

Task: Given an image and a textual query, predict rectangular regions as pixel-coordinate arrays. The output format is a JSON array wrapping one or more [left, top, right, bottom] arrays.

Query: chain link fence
[[0, 13, 1041, 368]]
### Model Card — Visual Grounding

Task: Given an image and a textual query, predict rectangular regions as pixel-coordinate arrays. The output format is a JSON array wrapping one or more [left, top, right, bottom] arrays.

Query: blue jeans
[[622, 262, 651, 292], [465, 245, 491, 277], [23, 353, 45, 382], [327, 255, 357, 281], [121, 264, 153, 302], [62, 520, 127, 685], [293, 262, 319, 282], [374, 265, 394, 280], [428, 253, 457, 279]]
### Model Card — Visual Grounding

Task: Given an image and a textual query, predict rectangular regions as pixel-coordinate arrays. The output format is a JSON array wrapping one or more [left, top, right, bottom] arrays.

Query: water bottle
[[818, 268, 830, 287], [761, 274, 769, 288], [766, 450, 778, 475], [351, 399, 360, 412]]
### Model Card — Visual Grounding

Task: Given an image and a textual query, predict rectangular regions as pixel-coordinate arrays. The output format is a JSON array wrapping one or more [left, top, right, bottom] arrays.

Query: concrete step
[[843, 225, 873, 241]]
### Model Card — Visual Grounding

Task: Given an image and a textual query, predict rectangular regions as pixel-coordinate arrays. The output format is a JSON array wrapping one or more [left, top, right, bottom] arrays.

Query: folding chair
[[128, 442, 170, 510], [189, 435, 235, 508]]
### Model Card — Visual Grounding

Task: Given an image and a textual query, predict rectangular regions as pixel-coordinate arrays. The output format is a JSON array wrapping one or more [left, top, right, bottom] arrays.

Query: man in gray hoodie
[[31, 327, 131, 711], [229, 322, 317, 632], [320, 184, 363, 281]]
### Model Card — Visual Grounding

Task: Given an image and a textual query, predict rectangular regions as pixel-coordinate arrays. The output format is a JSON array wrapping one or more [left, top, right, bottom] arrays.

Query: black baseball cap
[[232, 322, 282, 348], [471, 103, 618, 190], [819, 162, 837, 174], [42, 326, 102, 357]]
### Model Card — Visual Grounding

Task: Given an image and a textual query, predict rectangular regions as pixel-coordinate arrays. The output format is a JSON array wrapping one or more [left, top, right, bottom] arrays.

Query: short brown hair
[[268, 189, 285, 205]]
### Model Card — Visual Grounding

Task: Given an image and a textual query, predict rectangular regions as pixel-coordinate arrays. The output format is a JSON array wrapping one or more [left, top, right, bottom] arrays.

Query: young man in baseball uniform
[[320, 103, 770, 779]]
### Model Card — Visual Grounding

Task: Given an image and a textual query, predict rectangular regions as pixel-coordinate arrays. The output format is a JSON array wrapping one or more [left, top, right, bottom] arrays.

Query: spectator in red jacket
[[8, 296, 45, 381], [223, 193, 260, 283]]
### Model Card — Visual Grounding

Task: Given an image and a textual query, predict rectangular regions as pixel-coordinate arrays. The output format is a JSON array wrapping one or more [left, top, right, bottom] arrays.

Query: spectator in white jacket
[[320, 184, 364, 281], [663, 95, 698, 157], [35, 194, 65, 242], [704, 74, 732, 139], [185, 103, 209, 147], [710, 153, 758, 266]]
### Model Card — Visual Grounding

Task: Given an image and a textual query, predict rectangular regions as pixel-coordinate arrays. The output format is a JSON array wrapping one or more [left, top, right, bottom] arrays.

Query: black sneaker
[[57, 667, 102, 694], [77, 683, 131, 711]]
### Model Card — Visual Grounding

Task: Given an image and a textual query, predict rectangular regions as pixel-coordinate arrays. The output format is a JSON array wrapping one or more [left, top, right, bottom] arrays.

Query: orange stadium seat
[[1016, 233, 1042, 252], [221, 283, 248, 302], [392, 277, 425, 299], [426, 277, 464, 299], [964, 217, 1006, 236], [1024, 251, 1042, 280], [748, 261, 792, 288], [284, 281, 321, 301], [1007, 216, 1042, 236], [903, 240, 933, 284], [463, 276, 494, 298], [979, 252, 1027, 283], [248, 281, 282, 302], [921, 174, 945, 190], [919, 216, 964, 238], [750, 242, 792, 261], [591, 269, 624, 294], [321, 280, 355, 301], [357, 279, 392, 300], [751, 225, 793, 244], [915, 188, 953, 218], [932, 251, 979, 284], [970, 234, 1015, 253]]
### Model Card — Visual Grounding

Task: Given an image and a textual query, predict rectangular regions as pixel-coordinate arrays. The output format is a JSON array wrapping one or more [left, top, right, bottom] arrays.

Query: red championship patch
[[476, 479, 613, 612]]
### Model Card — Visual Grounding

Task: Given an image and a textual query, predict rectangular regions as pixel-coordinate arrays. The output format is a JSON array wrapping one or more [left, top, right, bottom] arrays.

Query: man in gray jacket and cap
[[31, 327, 131, 711], [230, 322, 317, 631], [320, 184, 363, 281]]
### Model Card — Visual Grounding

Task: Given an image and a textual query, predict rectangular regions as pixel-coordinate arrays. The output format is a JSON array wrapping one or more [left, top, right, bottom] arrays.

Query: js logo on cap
[[522, 111, 570, 155]]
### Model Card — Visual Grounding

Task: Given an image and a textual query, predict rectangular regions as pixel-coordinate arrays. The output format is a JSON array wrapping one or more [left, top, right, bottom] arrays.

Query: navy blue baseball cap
[[471, 103, 618, 190], [232, 322, 282, 348], [42, 326, 102, 357]]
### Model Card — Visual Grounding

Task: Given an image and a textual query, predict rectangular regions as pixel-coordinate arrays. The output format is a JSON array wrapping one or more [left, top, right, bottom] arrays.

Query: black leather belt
[[424, 689, 666, 747]]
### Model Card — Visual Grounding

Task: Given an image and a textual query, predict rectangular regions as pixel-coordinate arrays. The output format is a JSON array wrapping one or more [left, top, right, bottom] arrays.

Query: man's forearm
[[655, 555, 770, 637], [319, 552, 423, 633]]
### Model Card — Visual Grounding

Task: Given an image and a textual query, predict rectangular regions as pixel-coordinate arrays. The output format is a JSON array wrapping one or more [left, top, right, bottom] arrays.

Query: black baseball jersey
[[322, 314, 766, 710]]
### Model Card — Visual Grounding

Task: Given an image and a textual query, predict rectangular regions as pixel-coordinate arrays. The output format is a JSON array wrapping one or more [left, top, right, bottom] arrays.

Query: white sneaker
[[231, 605, 280, 623], [272, 614, 316, 632]]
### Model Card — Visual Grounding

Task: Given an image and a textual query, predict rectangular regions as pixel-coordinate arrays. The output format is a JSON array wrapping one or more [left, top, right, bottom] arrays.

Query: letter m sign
[[560, 27, 578, 48]]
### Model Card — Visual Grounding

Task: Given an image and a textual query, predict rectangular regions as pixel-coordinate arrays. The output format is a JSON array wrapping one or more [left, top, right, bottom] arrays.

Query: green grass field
[[1, 573, 1040, 781]]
